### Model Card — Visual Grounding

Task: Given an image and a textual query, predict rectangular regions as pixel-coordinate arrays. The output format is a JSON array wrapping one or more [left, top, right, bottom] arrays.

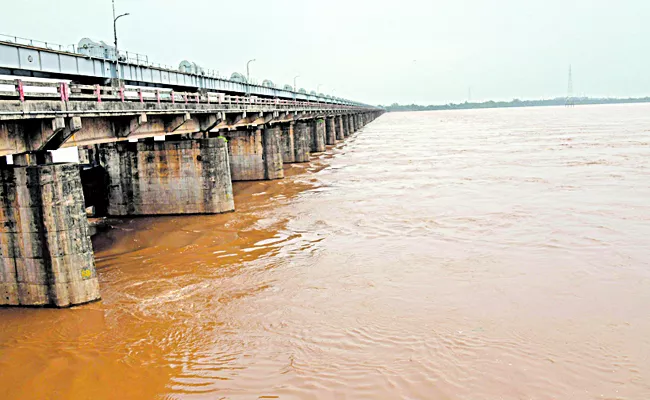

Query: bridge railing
[[0, 33, 76, 53], [0, 79, 360, 111]]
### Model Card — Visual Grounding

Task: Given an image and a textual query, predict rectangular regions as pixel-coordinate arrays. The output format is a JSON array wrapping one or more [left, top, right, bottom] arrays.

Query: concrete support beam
[[293, 121, 311, 162], [88, 138, 234, 216], [0, 162, 100, 307], [280, 122, 295, 163], [311, 119, 326, 153], [325, 117, 336, 145], [335, 115, 345, 141], [226, 126, 284, 181]]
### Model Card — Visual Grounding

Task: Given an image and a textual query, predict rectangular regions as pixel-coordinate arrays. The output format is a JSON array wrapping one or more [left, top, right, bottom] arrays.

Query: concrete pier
[[335, 116, 345, 141], [342, 115, 350, 138], [0, 160, 100, 307], [348, 114, 355, 135], [227, 126, 284, 181], [325, 117, 337, 145], [293, 122, 312, 162], [83, 138, 234, 216], [311, 119, 327, 153], [280, 123, 296, 163]]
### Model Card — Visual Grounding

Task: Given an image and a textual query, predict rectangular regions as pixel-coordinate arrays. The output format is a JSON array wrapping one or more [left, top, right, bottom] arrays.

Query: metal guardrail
[[0, 79, 367, 118], [0, 33, 76, 53]]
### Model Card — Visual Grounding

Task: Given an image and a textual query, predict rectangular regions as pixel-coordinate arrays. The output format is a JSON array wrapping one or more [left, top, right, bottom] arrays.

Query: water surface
[[1, 104, 650, 399]]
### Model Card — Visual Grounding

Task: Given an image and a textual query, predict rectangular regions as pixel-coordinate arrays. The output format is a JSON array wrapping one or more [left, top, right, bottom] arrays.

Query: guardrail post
[[95, 84, 102, 103], [138, 88, 144, 103], [58, 82, 69, 102], [119, 86, 125, 102], [156, 89, 161, 104], [16, 80, 24, 102], [171, 90, 175, 104]]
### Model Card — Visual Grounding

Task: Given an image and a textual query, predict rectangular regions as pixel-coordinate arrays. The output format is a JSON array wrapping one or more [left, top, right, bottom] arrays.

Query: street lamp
[[246, 59, 256, 96], [112, 0, 129, 83], [317, 84, 323, 93], [112, 0, 129, 61], [293, 75, 300, 92]]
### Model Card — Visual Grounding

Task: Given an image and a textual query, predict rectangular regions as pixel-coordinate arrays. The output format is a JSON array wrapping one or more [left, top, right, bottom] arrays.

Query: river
[[1, 104, 650, 399]]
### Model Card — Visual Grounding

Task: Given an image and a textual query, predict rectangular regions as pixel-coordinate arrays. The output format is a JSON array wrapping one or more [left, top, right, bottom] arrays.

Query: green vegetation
[[380, 97, 650, 112]]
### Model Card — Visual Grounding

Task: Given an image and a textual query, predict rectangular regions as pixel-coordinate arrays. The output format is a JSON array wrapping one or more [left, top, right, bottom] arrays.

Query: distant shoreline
[[382, 97, 650, 112]]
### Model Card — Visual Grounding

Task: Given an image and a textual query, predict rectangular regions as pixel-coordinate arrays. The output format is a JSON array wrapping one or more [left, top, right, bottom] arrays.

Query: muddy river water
[[1, 104, 650, 399]]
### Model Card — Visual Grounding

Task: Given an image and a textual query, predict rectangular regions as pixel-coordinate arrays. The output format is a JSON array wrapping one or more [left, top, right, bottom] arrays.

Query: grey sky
[[2, 0, 649, 105]]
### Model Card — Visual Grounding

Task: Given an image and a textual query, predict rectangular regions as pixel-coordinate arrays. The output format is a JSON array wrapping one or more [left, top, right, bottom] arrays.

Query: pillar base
[[310, 119, 326, 153], [0, 162, 100, 307], [293, 122, 311, 162], [227, 126, 284, 181], [281, 123, 296, 163], [325, 117, 336, 145], [85, 137, 234, 216]]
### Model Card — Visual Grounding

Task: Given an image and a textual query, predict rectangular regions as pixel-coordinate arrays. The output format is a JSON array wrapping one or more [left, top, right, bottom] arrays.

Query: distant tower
[[566, 65, 575, 107]]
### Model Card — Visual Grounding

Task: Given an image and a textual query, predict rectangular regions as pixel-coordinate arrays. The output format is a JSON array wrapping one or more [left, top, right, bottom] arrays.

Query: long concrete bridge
[[0, 38, 383, 308]]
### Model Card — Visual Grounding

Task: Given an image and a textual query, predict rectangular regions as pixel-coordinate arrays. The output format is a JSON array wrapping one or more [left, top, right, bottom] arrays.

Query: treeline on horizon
[[380, 97, 650, 112]]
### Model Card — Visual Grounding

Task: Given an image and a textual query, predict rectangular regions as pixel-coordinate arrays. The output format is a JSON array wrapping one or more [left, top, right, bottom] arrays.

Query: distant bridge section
[[0, 38, 365, 106]]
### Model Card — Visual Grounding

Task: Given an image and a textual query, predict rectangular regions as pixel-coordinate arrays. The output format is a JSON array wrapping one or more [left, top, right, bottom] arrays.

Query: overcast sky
[[2, 0, 649, 105]]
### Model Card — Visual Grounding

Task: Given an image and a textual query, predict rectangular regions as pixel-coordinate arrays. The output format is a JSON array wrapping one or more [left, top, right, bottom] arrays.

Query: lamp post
[[112, 0, 129, 82], [246, 59, 256, 96], [317, 84, 323, 93], [293, 75, 300, 92]]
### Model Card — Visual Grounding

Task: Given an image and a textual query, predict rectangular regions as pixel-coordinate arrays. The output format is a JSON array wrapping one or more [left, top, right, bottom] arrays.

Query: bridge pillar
[[335, 116, 345, 141], [83, 138, 234, 216], [226, 126, 284, 181], [280, 122, 296, 163], [0, 159, 100, 307], [325, 117, 337, 145], [342, 115, 350, 138], [348, 114, 355, 135], [293, 121, 312, 162], [310, 119, 326, 153]]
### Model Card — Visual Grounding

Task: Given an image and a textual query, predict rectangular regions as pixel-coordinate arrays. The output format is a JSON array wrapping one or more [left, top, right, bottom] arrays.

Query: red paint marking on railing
[[171, 90, 175, 104], [195, 94, 199, 104], [184, 94, 188, 104], [119, 86, 125, 102], [156, 89, 160, 104], [138, 88, 144, 103], [58, 82, 69, 102], [16, 80, 25, 102], [95, 84, 102, 103]]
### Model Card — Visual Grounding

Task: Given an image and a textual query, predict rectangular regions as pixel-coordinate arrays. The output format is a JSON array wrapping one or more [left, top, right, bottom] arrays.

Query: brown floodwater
[[2, 104, 650, 399]]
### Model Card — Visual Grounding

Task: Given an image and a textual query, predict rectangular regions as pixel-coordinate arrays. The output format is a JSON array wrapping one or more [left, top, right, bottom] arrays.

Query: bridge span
[[0, 39, 383, 308]]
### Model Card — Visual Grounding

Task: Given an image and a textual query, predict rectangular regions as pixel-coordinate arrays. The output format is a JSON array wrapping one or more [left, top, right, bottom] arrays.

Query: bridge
[[0, 37, 383, 308]]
